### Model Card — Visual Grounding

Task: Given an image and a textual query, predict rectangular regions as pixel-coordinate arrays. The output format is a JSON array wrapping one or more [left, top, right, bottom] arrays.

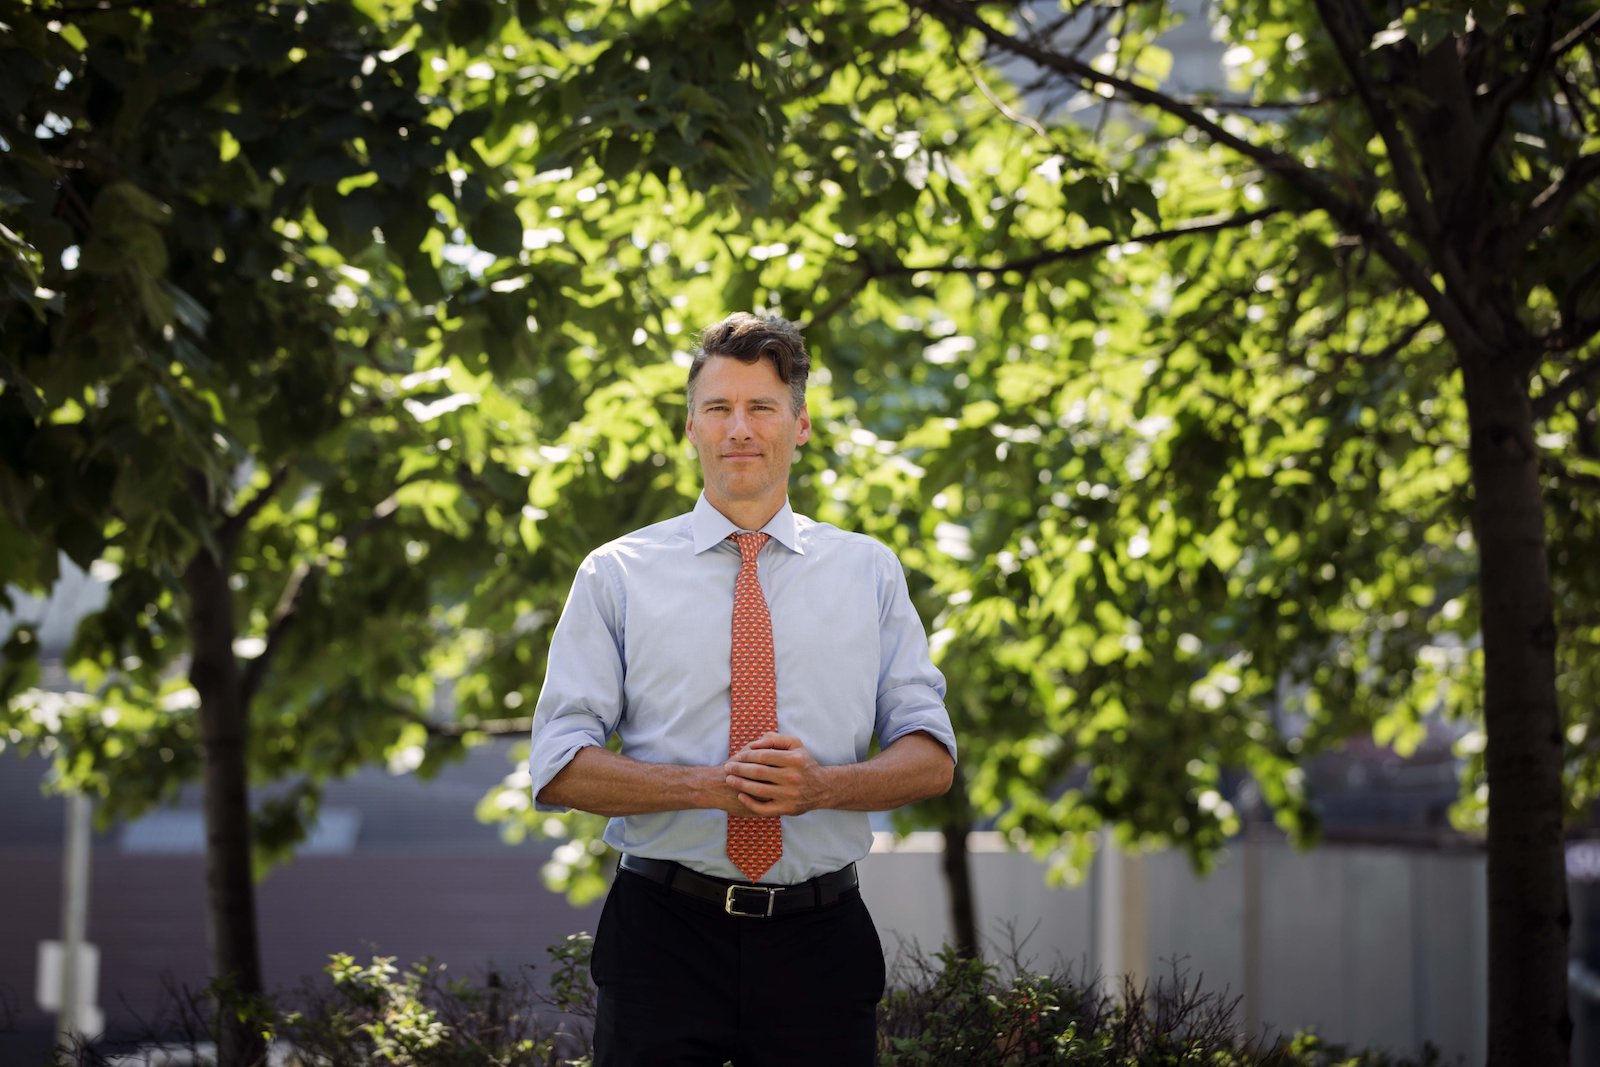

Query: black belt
[[618, 854, 859, 918]]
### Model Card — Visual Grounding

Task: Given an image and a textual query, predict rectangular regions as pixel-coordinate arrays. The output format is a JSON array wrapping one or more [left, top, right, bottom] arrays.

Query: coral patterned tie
[[727, 531, 781, 882]]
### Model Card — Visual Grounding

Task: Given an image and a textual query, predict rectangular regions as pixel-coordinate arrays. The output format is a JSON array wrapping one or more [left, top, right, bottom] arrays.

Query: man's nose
[[728, 408, 752, 437]]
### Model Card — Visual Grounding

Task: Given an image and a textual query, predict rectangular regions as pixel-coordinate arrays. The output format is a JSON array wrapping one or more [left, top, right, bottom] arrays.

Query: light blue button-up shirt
[[530, 494, 956, 884]]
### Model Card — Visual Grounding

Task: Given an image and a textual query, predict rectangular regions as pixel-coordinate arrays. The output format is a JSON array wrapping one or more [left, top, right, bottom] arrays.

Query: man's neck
[[706, 493, 785, 532]]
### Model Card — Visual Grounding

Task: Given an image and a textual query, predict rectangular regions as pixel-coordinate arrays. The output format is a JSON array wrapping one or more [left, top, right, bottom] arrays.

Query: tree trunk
[[183, 545, 266, 1067], [1461, 347, 1571, 1067], [940, 817, 979, 959], [939, 766, 979, 958]]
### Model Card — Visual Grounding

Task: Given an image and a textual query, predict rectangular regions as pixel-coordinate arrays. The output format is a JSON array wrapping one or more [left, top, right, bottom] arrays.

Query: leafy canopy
[[3, 0, 1598, 901]]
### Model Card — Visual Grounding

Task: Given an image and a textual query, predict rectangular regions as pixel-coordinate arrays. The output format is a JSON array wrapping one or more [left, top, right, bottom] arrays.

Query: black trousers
[[591, 867, 887, 1067]]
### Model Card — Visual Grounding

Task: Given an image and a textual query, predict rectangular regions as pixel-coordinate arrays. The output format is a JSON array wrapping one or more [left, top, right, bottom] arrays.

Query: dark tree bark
[[940, 769, 979, 958], [1407, 26, 1574, 1059], [183, 544, 266, 1067], [1460, 343, 1572, 1067]]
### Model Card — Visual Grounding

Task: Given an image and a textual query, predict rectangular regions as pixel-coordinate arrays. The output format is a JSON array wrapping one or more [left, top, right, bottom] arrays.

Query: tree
[[907, 3, 1598, 1061], [485, 0, 1599, 1060], [1, 3, 929, 1061], [0, 3, 545, 1059]]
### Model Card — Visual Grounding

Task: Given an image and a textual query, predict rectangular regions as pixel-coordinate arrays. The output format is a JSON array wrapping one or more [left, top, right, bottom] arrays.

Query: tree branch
[[40, 0, 208, 13], [423, 715, 534, 739], [1552, 8, 1600, 60], [1551, 255, 1600, 352], [1541, 449, 1600, 494], [236, 486, 413, 706], [1345, 315, 1434, 370], [1556, 69, 1598, 139], [1532, 354, 1600, 422], [908, 0, 1332, 201], [962, 51, 1053, 142], [796, 270, 873, 332], [1310, 0, 1440, 240], [1480, 4, 1562, 130], [220, 464, 292, 550], [1278, 315, 1438, 407], [1174, 93, 1350, 113], [1515, 151, 1600, 249], [239, 561, 319, 707], [874, 207, 1282, 278], [1472, 2, 1562, 205], [904, 0, 1479, 351]]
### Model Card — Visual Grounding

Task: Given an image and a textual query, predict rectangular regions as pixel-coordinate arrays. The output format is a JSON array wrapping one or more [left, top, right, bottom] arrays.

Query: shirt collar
[[691, 493, 804, 556]]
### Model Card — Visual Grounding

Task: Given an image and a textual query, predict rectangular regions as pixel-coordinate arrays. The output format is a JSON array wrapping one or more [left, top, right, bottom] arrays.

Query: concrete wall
[[859, 832, 1486, 1065], [0, 849, 603, 1061]]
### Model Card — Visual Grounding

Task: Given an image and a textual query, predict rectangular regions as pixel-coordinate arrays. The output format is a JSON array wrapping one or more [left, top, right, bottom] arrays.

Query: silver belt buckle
[[725, 883, 778, 917]]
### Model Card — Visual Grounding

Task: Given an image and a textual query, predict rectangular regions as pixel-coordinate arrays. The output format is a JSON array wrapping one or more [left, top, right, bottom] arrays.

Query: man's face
[[686, 355, 811, 517]]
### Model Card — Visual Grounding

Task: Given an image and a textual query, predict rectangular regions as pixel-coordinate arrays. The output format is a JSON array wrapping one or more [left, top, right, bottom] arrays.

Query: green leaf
[[444, 0, 494, 46], [470, 200, 523, 259]]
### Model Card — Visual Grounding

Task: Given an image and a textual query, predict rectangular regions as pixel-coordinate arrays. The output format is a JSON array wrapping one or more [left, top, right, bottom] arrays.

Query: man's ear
[[795, 406, 811, 447]]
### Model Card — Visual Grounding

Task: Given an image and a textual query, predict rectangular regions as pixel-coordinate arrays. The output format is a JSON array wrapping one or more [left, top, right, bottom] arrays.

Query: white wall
[[859, 832, 1485, 1065]]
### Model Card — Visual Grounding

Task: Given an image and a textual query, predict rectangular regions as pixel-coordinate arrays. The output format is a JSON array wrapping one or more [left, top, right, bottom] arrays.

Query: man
[[529, 312, 957, 1066]]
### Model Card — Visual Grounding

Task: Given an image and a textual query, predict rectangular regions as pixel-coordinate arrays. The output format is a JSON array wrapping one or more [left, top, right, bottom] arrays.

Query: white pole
[[1122, 844, 1147, 992], [57, 790, 91, 1051], [1096, 836, 1124, 993], [1095, 835, 1147, 999]]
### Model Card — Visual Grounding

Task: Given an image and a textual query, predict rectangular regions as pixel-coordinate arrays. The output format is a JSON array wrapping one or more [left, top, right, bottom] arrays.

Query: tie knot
[[730, 531, 770, 561]]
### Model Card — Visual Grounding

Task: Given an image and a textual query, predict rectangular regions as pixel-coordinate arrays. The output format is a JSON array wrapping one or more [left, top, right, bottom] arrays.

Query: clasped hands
[[720, 732, 831, 816]]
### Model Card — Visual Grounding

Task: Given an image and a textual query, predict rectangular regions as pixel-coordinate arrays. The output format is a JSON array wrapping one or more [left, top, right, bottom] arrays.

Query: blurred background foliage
[[2, 0, 1597, 1047]]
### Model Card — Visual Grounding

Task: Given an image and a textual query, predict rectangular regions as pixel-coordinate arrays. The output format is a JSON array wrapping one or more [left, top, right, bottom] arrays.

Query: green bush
[[59, 936, 595, 1067], [278, 943, 591, 1066], [62, 937, 1451, 1066], [876, 945, 1449, 1066]]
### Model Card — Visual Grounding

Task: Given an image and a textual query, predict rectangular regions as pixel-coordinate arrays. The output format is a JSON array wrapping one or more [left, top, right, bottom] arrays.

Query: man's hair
[[687, 312, 810, 415]]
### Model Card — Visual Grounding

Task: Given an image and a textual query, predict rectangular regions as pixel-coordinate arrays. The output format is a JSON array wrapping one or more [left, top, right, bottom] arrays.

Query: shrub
[[877, 945, 1449, 1066], [61, 937, 1450, 1066], [59, 936, 594, 1067]]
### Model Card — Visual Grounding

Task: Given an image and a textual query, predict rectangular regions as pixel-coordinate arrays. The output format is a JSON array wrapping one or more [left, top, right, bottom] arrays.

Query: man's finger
[[728, 774, 783, 800], [745, 732, 801, 750], [736, 791, 795, 815], [729, 748, 799, 769], [725, 758, 787, 782]]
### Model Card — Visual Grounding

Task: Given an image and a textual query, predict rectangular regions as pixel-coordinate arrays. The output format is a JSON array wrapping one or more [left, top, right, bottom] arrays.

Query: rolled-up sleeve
[[872, 551, 957, 762], [529, 552, 626, 811]]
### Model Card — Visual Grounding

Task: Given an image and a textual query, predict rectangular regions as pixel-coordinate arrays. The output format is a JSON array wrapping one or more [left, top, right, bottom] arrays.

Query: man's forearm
[[819, 731, 955, 811], [537, 745, 740, 816]]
